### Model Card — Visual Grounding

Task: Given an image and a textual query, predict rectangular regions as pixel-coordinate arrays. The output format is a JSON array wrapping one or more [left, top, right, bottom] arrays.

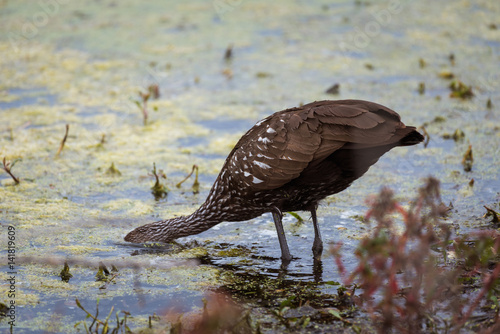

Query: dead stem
[[135, 85, 159, 126], [176, 164, 199, 194], [139, 91, 149, 125], [55, 124, 70, 157], [484, 206, 500, 224], [419, 126, 430, 148], [150, 162, 168, 199], [462, 144, 473, 172], [2, 157, 20, 184]]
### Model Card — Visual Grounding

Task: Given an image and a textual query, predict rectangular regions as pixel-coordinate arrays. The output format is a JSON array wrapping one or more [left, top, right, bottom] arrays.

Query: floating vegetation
[[325, 83, 340, 95], [350, 214, 367, 223], [364, 63, 374, 70], [462, 144, 473, 172], [55, 124, 70, 157], [449, 80, 474, 99], [95, 262, 110, 282], [287, 211, 304, 224], [0, 303, 9, 317], [59, 261, 73, 282], [1, 157, 21, 184], [255, 71, 272, 78], [222, 68, 233, 79], [93, 134, 106, 150], [433, 116, 446, 123], [442, 128, 465, 141], [419, 126, 430, 148], [418, 58, 426, 68], [105, 162, 122, 176], [332, 178, 500, 333], [418, 82, 425, 95], [75, 298, 131, 334], [449, 53, 456, 65], [438, 71, 455, 79], [484, 206, 500, 224], [176, 164, 200, 194], [487, 98, 493, 109], [150, 162, 168, 200], [217, 269, 358, 331], [224, 43, 233, 61]]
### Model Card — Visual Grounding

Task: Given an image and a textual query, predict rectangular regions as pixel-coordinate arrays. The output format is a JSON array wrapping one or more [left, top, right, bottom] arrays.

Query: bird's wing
[[224, 100, 407, 191]]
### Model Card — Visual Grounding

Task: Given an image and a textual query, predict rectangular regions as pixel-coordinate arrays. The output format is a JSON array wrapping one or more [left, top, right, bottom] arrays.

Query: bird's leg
[[271, 207, 292, 263], [310, 204, 323, 260]]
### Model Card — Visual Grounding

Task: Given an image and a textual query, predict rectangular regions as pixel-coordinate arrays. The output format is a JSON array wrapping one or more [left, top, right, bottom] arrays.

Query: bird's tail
[[397, 126, 424, 146]]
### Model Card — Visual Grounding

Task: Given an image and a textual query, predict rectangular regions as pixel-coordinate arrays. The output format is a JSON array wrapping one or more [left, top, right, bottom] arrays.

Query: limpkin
[[125, 100, 423, 262]]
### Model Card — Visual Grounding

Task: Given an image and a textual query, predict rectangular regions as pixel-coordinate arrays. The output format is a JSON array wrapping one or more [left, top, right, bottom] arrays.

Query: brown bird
[[125, 100, 423, 262]]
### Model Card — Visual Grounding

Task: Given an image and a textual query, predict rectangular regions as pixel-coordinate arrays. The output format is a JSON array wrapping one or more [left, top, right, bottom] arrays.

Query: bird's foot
[[312, 240, 323, 261]]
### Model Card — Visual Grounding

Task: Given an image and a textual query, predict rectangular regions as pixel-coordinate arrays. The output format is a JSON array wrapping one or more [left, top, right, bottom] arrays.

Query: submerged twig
[[55, 124, 70, 157], [2, 157, 21, 184]]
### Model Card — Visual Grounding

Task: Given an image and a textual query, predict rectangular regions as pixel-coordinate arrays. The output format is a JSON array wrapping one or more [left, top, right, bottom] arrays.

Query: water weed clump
[[332, 177, 500, 333]]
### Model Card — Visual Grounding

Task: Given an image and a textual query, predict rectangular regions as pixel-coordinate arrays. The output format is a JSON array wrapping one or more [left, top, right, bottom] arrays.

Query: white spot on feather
[[266, 127, 276, 134], [254, 160, 271, 169], [252, 176, 264, 184], [257, 137, 271, 144]]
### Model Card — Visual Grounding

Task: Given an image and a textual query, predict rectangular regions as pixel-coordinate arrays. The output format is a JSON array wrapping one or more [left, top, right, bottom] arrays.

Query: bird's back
[[203, 100, 423, 220]]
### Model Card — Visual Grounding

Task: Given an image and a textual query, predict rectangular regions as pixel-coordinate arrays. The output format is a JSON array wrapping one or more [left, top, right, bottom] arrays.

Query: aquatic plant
[[462, 144, 473, 172], [442, 129, 465, 142], [449, 80, 474, 99], [75, 299, 131, 334], [133, 84, 160, 125], [105, 162, 122, 176], [150, 162, 168, 200], [224, 44, 233, 62], [484, 206, 500, 225], [1, 157, 21, 184], [59, 261, 73, 282], [55, 124, 70, 157], [325, 83, 340, 95], [176, 164, 200, 194], [331, 177, 500, 333]]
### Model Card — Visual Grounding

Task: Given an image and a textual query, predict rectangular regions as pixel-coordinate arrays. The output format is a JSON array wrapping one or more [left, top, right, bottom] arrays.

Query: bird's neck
[[182, 207, 224, 236], [162, 201, 226, 240], [168, 171, 239, 239]]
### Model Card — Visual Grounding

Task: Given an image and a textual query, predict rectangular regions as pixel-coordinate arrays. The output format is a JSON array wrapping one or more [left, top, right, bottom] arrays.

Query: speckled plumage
[[125, 100, 424, 261]]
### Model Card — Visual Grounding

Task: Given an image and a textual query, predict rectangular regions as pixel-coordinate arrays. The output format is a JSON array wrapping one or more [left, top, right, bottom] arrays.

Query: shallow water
[[1, 0, 499, 332]]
